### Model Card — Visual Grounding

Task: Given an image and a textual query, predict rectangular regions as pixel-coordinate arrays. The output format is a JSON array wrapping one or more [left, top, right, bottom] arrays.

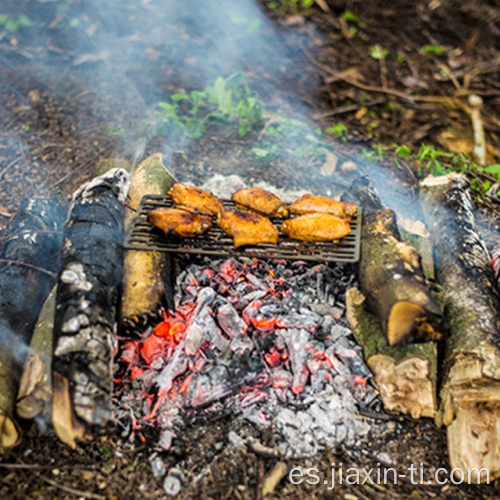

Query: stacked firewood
[[345, 173, 500, 483]]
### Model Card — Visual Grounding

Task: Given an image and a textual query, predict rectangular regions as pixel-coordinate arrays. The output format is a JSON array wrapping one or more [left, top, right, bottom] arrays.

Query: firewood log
[[52, 168, 130, 447], [119, 154, 176, 335], [358, 208, 445, 345], [348, 177, 445, 346], [16, 286, 56, 423], [346, 287, 437, 418], [0, 198, 64, 449], [420, 173, 500, 483]]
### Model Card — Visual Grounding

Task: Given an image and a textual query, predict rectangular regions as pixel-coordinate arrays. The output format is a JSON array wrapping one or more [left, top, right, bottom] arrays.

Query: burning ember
[[115, 256, 375, 456]]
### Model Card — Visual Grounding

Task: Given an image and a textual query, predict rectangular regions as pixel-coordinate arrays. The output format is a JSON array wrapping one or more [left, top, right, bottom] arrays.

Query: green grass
[[363, 142, 500, 201]]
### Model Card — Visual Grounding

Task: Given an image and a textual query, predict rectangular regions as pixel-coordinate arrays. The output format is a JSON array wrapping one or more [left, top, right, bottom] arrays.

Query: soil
[[1, 0, 500, 498]]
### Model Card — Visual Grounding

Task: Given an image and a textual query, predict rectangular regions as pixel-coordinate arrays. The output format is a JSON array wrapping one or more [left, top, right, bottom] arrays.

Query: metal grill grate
[[124, 195, 362, 263]]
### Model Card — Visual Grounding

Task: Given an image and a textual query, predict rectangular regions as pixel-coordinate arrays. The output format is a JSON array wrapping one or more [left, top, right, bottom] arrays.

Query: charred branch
[[0, 198, 64, 449], [420, 173, 500, 483], [52, 168, 130, 447]]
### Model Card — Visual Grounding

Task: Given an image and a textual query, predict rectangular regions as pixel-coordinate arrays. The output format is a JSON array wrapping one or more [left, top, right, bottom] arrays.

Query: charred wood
[[0, 197, 64, 449], [52, 168, 130, 447], [346, 287, 437, 418], [120, 154, 176, 335], [420, 173, 500, 483]]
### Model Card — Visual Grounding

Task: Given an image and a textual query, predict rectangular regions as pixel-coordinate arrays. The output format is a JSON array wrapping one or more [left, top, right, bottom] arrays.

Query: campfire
[[2, 149, 499, 493], [115, 255, 374, 456]]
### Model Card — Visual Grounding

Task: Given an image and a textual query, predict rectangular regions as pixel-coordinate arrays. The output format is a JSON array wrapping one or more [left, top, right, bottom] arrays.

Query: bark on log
[[420, 173, 500, 483], [52, 168, 130, 447], [358, 208, 445, 345], [17, 286, 56, 422], [347, 176, 445, 346], [120, 153, 176, 335], [346, 287, 437, 418], [0, 198, 64, 449]]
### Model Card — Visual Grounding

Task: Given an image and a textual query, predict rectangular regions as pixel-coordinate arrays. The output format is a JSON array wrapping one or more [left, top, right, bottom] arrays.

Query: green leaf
[[419, 45, 445, 55], [483, 164, 500, 177], [171, 93, 188, 101], [369, 45, 389, 60]]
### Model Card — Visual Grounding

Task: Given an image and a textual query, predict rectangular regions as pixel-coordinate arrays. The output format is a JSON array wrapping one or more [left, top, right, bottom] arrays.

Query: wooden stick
[[420, 173, 500, 483], [346, 287, 437, 418]]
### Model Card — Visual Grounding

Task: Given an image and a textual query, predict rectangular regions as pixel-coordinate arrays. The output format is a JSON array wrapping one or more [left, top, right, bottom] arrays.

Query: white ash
[[115, 257, 376, 458]]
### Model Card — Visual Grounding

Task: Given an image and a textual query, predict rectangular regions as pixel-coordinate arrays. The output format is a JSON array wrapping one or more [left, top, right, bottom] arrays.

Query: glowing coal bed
[[114, 255, 377, 457]]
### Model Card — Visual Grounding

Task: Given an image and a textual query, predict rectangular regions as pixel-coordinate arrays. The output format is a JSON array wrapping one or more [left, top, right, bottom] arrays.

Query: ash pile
[[115, 256, 376, 457]]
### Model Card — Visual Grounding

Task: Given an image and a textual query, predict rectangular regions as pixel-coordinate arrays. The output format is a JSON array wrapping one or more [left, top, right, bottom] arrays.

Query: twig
[[468, 95, 487, 165], [257, 114, 278, 141], [299, 41, 463, 104], [37, 474, 104, 500], [313, 98, 385, 119], [454, 96, 487, 165], [0, 258, 58, 279], [0, 463, 99, 470], [0, 157, 21, 179]]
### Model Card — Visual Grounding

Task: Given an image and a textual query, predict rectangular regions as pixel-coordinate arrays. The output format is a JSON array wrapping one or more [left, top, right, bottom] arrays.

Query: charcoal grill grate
[[124, 195, 362, 263]]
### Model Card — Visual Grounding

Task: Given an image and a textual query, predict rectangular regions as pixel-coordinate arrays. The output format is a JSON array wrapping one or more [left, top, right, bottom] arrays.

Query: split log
[[16, 286, 56, 423], [52, 168, 130, 447], [420, 173, 500, 483], [0, 198, 64, 449], [346, 287, 437, 418], [348, 177, 445, 346], [120, 153, 176, 335]]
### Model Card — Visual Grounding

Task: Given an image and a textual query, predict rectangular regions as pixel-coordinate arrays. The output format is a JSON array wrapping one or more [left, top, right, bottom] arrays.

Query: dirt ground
[[1, 0, 500, 498]]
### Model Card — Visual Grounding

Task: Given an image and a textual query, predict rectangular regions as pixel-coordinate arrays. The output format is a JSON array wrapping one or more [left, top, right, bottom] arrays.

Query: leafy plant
[[0, 14, 33, 32], [419, 44, 445, 55], [369, 45, 389, 60], [325, 122, 347, 137], [339, 10, 365, 37], [152, 74, 264, 140]]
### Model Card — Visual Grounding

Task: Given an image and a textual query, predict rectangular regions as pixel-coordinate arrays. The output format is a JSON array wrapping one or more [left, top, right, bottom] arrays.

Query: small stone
[[164, 475, 182, 497]]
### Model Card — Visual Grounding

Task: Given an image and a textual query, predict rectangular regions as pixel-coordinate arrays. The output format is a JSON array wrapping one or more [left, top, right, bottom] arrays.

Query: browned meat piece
[[168, 183, 224, 216], [148, 207, 212, 238], [289, 194, 357, 218], [281, 213, 351, 242], [218, 209, 279, 248], [232, 187, 289, 218]]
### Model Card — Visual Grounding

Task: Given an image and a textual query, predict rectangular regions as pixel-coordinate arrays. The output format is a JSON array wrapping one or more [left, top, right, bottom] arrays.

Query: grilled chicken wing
[[232, 187, 289, 218], [281, 213, 351, 242], [218, 209, 279, 248], [148, 207, 212, 238], [289, 194, 357, 218], [168, 183, 224, 216]]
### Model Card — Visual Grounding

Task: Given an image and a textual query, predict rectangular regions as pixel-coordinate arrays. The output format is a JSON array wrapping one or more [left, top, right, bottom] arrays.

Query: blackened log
[[346, 287, 437, 418], [120, 154, 176, 335], [0, 198, 64, 449], [420, 173, 500, 483], [52, 168, 130, 447]]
